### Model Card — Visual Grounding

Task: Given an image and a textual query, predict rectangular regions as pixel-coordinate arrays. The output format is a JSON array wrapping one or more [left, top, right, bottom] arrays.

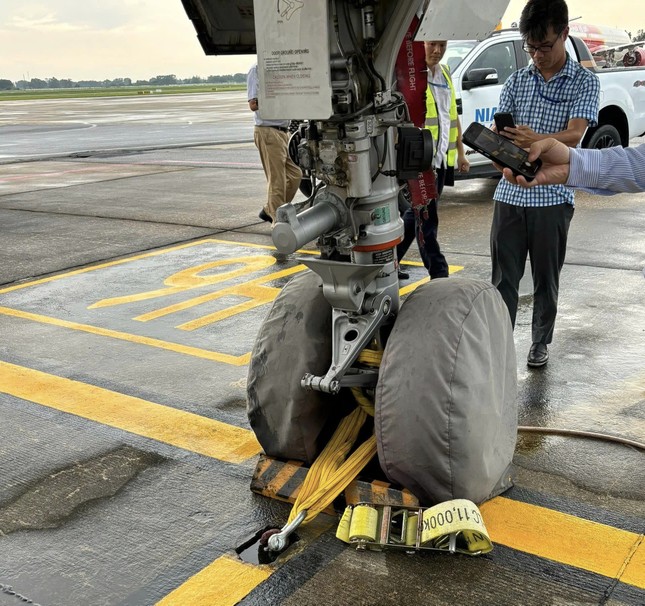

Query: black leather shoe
[[259, 209, 272, 223], [397, 270, 410, 280], [527, 342, 549, 367]]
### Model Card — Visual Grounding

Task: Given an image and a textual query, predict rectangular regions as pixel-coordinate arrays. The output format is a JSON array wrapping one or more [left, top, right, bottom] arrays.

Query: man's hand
[[500, 138, 572, 188], [457, 152, 470, 173], [248, 98, 259, 112], [502, 125, 541, 148]]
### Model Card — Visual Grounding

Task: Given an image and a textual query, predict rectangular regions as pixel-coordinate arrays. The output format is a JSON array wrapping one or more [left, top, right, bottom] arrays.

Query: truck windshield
[[445, 40, 479, 71]]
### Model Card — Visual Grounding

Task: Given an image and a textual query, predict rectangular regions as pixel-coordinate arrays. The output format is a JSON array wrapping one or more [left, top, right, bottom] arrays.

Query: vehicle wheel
[[247, 271, 353, 463], [584, 124, 621, 149], [374, 278, 517, 504]]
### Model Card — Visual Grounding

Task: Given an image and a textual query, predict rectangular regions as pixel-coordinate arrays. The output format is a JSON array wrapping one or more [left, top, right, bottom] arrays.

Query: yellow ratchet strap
[[284, 388, 376, 525], [336, 500, 493, 555], [283, 350, 381, 527]]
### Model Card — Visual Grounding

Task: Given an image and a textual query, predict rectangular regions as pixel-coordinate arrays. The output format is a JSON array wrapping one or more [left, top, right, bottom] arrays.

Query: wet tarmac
[[0, 94, 643, 606]]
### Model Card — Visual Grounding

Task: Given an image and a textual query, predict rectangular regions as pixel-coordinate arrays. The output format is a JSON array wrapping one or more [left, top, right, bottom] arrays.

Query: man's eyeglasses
[[522, 28, 565, 54]]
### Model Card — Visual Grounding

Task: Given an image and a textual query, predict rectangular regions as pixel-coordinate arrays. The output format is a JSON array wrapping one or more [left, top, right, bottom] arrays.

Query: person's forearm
[[567, 145, 645, 194], [566, 148, 603, 191], [456, 120, 464, 155]]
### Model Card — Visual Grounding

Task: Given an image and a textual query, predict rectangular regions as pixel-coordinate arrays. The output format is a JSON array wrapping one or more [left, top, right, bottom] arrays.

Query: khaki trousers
[[254, 126, 302, 219]]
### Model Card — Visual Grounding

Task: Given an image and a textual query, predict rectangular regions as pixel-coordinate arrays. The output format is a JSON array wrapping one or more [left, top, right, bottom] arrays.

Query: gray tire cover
[[375, 278, 517, 505], [247, 271, 340, 464]]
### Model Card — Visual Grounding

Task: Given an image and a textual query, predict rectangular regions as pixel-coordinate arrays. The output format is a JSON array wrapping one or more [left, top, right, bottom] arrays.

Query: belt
[[266, 125, 288, 132]]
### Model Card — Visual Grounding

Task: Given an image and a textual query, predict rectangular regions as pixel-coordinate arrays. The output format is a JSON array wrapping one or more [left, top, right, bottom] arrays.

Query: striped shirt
[[494, 54, 600, 207], [568, 144, 645, 195]]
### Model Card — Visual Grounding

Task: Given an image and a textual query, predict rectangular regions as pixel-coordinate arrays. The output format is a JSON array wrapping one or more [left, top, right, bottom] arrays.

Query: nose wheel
[[247, 270, 355, 464]]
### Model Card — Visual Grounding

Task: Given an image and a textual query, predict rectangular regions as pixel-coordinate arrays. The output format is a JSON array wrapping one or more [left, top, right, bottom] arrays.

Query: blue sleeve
[[569, 70, 600, 127], [567, 144, 645, 194]]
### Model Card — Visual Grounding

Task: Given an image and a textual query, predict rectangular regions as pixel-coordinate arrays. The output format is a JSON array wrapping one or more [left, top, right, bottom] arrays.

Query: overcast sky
[[0, 0, 643, 83]]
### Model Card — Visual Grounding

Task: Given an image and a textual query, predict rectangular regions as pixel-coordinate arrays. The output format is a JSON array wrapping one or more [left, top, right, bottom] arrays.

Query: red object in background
[[569, 22, 632, 54], [394, 16, 438, 208], [623, 48, 645, 66]]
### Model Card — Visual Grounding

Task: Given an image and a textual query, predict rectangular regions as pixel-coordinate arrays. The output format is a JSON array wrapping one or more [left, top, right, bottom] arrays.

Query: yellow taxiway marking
[[90, 255, 280, 310], [398, 264, 463, 296], [131, 265, 306, 329], [0, 253, 446, 365], [1, 357, 643, 600], [156, 554, 271, 606], [0, 238, 433, 365], [481, 497, 645, 589], [157, 493, 645, 605], [0, 361, 260, 464], [0, 238, 314, 295], [0, 306, 251, 366]]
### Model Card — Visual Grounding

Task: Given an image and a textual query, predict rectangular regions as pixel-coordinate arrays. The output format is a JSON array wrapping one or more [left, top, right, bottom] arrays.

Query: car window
[[467, 41, 517, 83], [445, 40, 479, 72]]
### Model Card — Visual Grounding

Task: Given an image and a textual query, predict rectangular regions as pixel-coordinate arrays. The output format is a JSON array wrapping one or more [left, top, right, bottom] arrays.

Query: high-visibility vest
[[425, 64, 458, 168]]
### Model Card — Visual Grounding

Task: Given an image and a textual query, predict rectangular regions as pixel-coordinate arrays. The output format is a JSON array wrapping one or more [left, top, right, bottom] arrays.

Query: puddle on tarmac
[[236, 527, 300, 565]]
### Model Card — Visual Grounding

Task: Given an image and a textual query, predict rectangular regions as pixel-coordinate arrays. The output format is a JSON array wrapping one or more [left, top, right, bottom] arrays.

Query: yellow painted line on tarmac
[[398, 263, 464, 296], [481, 496, 645, 589], [0, 238, 318, 295], [2, 356, 643, 599], [0, 240, 212, 295], [0, 360, 261, 464], [156, 554, 271, 606], [89, 255, 280, 310], [157, 494, 645, 605], [156, 563, 264, 606], [0, 306, 250, 366], [135, 265, 306, 328], [623, 536, 645, 588]]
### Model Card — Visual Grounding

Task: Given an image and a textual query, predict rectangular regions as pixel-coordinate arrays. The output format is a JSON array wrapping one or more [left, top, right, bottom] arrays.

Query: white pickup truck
[[445, 29, 645, 177]]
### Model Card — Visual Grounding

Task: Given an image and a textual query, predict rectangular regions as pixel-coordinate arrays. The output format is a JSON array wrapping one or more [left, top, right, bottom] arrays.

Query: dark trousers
[[490, 201, 574, 344], [397, 166, 448, 279]]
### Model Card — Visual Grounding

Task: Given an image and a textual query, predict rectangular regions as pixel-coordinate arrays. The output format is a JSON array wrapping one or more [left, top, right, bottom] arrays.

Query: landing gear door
[[416, 0, 510, 41], [254, 1, 333, 120]]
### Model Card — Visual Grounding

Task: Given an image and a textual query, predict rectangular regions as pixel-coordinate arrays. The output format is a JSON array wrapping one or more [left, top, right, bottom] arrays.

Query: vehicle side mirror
[[462, 68, 499, 90]]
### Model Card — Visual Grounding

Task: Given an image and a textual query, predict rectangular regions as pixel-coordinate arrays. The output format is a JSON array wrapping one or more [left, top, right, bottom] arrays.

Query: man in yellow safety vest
[[398, 40, 470, 279]]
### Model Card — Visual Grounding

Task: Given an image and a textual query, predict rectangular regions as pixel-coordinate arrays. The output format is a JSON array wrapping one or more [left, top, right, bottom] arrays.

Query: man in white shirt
[[247, 63, 302, 223]]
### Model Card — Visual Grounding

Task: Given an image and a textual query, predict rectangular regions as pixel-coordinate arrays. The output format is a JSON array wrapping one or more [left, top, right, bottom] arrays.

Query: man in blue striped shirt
[[490, 0, 600, 368], [500, 138, 645, 195]]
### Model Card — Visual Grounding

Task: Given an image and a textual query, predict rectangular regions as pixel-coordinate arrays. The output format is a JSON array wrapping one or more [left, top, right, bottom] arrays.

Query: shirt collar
[[528, 52, 575, 81]]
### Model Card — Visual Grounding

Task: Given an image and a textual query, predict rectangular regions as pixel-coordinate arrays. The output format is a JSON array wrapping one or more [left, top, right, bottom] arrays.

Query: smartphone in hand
[[462, 122, 541, 181], [494, 112, 515, 136]]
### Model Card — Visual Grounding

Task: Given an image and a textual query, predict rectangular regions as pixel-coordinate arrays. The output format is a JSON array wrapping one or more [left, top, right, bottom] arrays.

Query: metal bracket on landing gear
[[300, 258, 384, 313], [300, 257, 397, 394]]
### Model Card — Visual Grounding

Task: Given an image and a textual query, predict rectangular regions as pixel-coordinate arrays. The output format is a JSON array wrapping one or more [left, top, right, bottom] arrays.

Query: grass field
[[0, 83, 246, 101]]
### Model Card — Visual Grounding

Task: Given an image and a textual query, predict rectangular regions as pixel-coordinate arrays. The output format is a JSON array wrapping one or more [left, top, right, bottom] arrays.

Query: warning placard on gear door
[[254, 0, 333, 120]]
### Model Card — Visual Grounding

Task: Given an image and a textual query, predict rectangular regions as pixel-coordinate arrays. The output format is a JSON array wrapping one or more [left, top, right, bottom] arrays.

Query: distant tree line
[[0, 73, 248, 91], [4, 29, 645, 92]]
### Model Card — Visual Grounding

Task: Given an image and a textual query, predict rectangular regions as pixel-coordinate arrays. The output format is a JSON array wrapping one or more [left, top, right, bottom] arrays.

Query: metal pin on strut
[[266, 510, 307, 552]]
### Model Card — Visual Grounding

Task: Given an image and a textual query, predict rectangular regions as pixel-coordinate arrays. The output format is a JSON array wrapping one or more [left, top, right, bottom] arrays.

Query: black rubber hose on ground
[[517, 426, 645, 451]]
